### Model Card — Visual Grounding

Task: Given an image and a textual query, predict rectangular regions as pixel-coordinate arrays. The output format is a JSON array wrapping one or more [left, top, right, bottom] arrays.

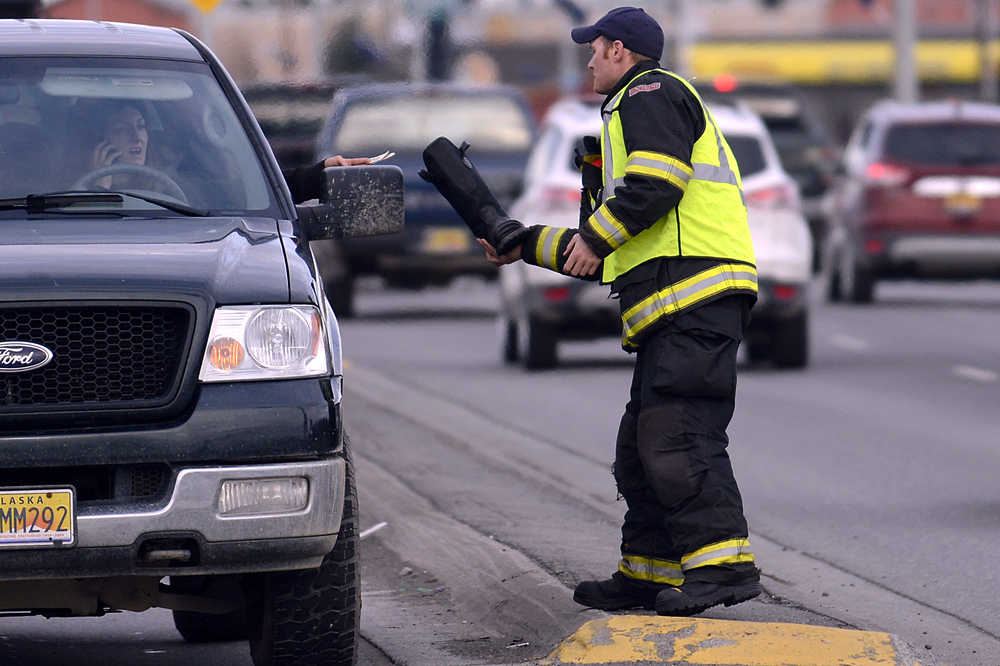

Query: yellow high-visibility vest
[[595, 68, 758, 347]]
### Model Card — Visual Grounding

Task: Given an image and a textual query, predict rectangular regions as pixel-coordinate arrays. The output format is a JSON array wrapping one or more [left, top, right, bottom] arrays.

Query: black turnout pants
[[614, 296, 751, 573]]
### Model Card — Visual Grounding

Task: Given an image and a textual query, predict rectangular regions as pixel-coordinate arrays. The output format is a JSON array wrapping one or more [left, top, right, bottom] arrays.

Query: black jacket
[[578, 60, 705, 260], [282, 161, 326, 204]]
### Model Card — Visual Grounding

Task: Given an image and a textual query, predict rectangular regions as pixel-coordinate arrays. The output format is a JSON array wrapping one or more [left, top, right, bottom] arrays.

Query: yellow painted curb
[[542, 616, 923, 665]]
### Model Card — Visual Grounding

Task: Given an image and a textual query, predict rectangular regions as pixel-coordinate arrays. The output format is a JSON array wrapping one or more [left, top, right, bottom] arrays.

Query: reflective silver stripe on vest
[[591, 206, 629, 248], [682, 545, 753, 571], [691, 117, 738, 185], [601, 105, 616, 204], [623, 268, 758, 332]]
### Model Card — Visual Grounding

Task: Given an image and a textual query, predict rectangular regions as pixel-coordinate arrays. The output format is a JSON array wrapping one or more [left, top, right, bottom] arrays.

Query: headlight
[[199, 305, 328, 382], [218, 477, 309, 516]]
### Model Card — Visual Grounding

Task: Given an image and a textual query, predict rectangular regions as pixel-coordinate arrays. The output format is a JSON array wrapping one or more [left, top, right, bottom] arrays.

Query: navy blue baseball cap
[[571, 6, 664, 61]]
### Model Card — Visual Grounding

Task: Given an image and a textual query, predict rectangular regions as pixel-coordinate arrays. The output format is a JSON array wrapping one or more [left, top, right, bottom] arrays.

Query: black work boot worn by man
[[654, 563, 761, 616], [573, 572, 666, 611], [420, 136, 529, 255]]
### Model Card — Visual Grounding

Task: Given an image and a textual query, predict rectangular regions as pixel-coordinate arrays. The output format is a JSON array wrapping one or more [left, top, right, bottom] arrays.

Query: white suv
[[500, 97, 812, 369]]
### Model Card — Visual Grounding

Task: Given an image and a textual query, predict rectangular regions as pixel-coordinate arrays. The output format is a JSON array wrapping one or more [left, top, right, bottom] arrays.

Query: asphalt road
[[339, 276, 1000, 666], [0, 276, 996, 665]]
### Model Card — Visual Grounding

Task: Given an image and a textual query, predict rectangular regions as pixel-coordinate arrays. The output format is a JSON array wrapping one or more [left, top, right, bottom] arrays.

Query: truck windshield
[[333, 93, 533, 153], [0, 57, 277, 215]]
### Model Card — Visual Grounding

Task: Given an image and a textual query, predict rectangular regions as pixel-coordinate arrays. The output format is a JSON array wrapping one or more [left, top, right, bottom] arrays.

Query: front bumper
[[0, 459, 344, 580]]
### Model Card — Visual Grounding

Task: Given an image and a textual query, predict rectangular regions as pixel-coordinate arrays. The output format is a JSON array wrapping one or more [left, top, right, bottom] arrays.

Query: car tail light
[[745, 182, 799, 210], [540, 186, 582, 213], [864, 239, 885, 255], [773, 285, 799, 301], [865, 162, 909, 187], [543, 286, 570, 303]]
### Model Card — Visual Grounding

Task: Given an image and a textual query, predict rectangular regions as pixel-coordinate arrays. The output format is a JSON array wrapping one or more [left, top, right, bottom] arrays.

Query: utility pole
[[977, 0, 998, 103], [672, 0, 693, 79], [892, 0, 918, 103], [554, 0, 585, 95]]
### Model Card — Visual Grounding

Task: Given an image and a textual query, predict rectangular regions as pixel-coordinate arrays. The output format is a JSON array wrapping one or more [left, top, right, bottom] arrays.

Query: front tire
[[247, 447, 360, 666]]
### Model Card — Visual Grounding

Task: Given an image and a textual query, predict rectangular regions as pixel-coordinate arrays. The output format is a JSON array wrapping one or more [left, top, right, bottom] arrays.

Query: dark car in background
[[243, 77, 365, 169], [824, 99, 1000, 303], [312, 82, 536, 316], [698, 77, 837, 272]]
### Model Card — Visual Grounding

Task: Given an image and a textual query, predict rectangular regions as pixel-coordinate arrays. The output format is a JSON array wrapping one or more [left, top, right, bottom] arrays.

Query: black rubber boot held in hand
[[420, 136, 528, 255]]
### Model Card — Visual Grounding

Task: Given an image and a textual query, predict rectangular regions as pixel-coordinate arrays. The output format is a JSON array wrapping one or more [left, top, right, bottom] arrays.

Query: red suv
[[825, 100, 1000, 302]]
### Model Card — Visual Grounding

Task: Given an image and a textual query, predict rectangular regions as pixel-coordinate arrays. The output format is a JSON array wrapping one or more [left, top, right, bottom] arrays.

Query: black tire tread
[[250, 442, 360, 666]]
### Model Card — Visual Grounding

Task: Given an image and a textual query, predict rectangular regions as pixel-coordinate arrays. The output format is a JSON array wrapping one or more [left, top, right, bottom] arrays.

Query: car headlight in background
[[199, 305, 328, 382]]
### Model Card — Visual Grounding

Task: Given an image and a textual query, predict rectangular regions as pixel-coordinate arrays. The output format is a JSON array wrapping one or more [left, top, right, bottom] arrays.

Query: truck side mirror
[[297, 165, 405, 240]]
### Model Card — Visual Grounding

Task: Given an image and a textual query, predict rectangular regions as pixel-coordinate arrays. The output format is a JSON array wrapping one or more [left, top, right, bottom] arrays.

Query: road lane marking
[[952, 365, 998, 383], [542, 616, 914, 665], [830, 333, 870, 352], [360, 521, 388, 540]]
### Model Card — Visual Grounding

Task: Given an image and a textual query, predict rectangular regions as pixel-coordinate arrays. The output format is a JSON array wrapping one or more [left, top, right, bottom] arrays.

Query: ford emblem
[[0, 341, 54, 373]]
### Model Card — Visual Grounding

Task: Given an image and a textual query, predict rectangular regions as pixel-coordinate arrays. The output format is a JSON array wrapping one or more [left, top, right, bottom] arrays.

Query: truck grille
[[0, 464, 172, 503], [0, 304, 192, 413]]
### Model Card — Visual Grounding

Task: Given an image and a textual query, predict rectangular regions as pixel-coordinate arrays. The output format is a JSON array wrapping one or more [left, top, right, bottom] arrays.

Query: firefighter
[[422, 6, 761, 616]]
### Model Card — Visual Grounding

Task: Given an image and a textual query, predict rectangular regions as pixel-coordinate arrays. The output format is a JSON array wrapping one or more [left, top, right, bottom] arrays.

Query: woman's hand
[[476, 238, 522, 266], [322, 155, 371, 167], [89, 140, 120, 189], [92, 140, 121, 169]]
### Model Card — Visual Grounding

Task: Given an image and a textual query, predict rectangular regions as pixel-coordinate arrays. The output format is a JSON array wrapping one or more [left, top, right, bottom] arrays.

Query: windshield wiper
[[104, 191, 208, 217], [0, 191, 208, 216], [0, 193, 123, 212]]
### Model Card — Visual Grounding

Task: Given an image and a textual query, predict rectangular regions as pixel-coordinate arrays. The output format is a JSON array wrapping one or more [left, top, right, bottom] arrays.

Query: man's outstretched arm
[[478, 226, 601, 281]]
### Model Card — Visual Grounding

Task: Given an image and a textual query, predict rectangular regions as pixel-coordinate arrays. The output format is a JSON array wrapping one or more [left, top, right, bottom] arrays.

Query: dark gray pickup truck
[[0, 19, 403, 666]]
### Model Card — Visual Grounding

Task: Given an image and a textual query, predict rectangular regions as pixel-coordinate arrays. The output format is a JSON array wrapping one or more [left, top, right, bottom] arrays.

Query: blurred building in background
[[32, 0, 1000, 141], [40, 0, 190, 30]]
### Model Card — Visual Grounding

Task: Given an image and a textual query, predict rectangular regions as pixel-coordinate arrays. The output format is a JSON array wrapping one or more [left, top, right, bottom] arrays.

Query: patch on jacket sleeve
[[628, 82, 661, 97]]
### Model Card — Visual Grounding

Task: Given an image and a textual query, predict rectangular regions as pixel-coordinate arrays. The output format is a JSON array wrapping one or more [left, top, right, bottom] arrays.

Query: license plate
[[0, 488, 75, 548], [421, 228, 471, 254], [944, 193, 981, 216]]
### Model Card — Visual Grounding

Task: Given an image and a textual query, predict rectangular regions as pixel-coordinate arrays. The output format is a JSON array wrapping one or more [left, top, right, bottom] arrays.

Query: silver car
[[500, 98, 812, 369]]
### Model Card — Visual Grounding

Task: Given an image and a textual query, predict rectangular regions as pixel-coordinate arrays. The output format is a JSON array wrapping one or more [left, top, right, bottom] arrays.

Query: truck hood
[[0, 217, 289, 304]]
